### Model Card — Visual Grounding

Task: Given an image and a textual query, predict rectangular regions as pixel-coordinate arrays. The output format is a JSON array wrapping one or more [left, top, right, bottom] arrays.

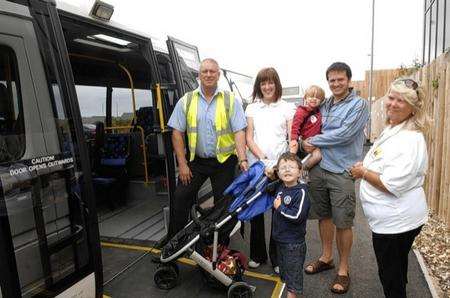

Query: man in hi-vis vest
[[167, 58, 248, 238]]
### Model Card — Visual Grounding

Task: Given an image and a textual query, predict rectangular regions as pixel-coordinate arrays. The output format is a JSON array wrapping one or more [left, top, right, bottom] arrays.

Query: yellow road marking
[[271, 280, 284, 298], [101, 242, 284, 296], [101, 241, 161, 253], [103, 295, 112, 298]]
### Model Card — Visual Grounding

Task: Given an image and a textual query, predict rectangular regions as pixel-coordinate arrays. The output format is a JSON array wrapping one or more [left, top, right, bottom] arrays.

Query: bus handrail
[[154, 83, 166, 132], [117, 63, 136, 126], [47, 224, 83, 255]]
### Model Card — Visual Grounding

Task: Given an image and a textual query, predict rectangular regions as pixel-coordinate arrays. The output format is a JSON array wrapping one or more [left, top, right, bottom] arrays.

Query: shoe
[[304, 259, 335, 275], [273, 266, 280, 274], [248, 260, 261, 268]]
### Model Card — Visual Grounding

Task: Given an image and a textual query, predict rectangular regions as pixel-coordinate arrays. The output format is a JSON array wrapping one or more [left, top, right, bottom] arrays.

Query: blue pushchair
[[154, 161, 279, 298]]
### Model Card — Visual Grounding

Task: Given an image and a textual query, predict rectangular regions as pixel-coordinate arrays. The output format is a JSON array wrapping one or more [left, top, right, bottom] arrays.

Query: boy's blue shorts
[[276, 241, 307, 294]]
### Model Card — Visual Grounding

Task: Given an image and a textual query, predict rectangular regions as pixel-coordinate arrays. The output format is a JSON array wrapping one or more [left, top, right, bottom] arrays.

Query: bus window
[[167, 37, 200, 95], [218, 70, 232, 92], [111, 87, 152, 126], [73, 85, 106, 143], [76, 85, 107, 119], [0, 45, 25, 163], [222, 69, 253, 105]]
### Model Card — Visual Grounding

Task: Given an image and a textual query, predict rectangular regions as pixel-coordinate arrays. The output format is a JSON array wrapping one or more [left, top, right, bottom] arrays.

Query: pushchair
[[154, 161, 278, 298]]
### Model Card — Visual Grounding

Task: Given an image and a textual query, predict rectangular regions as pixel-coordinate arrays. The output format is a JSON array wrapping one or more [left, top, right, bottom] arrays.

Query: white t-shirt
[[359, 122, 428, 234], [245, 99, 295, 166]]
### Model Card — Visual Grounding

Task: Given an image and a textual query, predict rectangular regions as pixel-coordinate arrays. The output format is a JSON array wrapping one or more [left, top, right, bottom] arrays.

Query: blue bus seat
[[92, 122, 130, 209]]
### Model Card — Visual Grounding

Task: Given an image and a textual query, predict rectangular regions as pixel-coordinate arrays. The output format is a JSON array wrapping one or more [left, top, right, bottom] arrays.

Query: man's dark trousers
[[168, 155, 237, 237]]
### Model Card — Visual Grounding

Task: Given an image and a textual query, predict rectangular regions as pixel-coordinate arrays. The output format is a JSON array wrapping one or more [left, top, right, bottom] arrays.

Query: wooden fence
[[352, 68, 406, 140], [351, 51, 450, 230]]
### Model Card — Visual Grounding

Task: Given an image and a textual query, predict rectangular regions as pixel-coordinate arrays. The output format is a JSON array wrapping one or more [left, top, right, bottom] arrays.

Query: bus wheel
[[154, 264, 179, 290]]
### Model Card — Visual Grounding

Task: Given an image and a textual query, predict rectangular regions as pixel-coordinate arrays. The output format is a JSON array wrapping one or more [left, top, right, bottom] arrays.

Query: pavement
[[229, 171, 432, 297], [102, 145, 433, 297]]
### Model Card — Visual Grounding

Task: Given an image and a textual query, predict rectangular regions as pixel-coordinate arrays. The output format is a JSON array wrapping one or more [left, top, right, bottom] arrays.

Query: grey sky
[[61, 0, 423, 113]]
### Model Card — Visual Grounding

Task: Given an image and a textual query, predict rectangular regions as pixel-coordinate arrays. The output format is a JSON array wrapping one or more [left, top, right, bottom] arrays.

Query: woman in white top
[[245, 67, 295, 271], [350, 78, 428, 298]]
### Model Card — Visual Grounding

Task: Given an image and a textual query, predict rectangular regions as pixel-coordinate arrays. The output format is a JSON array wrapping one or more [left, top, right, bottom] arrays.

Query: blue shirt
[[309, 90, 369, 173], [272, 183, 310, 244], [167, 87, 247, 158]]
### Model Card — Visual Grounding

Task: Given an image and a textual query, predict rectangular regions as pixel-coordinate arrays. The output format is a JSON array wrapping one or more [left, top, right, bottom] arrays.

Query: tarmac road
[[230, 155, 432, 297], [103, 148, 432, 297]]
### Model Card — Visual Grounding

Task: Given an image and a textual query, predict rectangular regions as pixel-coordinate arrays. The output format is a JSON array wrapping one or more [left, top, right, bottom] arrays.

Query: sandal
[[304, 259, 335, 274], [330, 274, 350, 294]]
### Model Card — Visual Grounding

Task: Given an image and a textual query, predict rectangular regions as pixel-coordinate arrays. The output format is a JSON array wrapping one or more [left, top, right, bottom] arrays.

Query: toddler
[[289, 85, 325, 170]]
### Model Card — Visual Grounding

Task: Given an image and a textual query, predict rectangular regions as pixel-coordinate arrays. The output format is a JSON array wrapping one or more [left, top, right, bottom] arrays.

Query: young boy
[[272, 152, 310, 297], [289, 85, 325, 170]]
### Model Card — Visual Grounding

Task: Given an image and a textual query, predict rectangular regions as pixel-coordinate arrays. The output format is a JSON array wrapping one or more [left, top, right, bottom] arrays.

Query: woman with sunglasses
[[349, 78, 428, 298]]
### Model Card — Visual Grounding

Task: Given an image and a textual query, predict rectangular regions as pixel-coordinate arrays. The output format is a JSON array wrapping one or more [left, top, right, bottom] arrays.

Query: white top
[[245, 99, 295, 166], [359, 121, 428, 234]]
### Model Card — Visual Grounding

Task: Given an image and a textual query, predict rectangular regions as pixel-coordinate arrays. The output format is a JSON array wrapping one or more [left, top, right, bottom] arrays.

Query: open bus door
[[0, 1, 102, 297], [165, 36, 215, 206], [166, 36, 201, 97]]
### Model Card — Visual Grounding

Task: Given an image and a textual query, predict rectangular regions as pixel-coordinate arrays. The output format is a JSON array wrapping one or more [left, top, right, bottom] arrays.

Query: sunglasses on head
[[396, 78, 419, 90]]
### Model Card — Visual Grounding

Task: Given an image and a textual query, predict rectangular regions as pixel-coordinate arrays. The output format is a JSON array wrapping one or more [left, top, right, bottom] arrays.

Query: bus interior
[[58, 9, 196, 245]]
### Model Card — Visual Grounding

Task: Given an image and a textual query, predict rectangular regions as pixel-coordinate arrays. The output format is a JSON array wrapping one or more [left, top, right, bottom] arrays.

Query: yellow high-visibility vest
[[184, 90, 236, 163]]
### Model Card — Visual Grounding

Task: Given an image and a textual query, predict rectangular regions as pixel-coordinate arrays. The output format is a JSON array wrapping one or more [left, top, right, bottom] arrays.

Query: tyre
[[227, 281, 253, 298], [167, 262, 179, 275], [154, 264, 179, 290]]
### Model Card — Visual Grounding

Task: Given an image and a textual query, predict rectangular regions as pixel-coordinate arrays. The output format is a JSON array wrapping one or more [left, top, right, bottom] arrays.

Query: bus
[[0, 0, 252, 297], [281, 86, 303, 106]]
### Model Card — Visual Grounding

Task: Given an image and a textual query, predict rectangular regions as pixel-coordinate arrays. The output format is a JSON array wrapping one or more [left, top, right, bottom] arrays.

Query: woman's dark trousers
[[372, 226, 422, 298]]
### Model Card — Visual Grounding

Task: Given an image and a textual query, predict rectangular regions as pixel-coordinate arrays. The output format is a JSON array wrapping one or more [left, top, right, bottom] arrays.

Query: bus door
[[0, 2, 101, 297], [165, 37, 213, 204], [166, 36, 201, 97]]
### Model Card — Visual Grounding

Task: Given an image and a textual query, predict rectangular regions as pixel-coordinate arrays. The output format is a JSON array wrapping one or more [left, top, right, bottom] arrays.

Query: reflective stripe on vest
[[184, 90, 236, 163]]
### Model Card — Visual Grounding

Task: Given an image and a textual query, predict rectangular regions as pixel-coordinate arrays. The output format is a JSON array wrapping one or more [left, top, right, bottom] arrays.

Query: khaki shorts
[[308, 165, 356, 229]]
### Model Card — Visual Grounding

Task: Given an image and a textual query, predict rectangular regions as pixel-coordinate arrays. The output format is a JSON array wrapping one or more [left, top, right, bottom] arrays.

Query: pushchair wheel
[[154, 264, 179, 290], [227, 282, 253, 298], [167, 262, 180, 275]]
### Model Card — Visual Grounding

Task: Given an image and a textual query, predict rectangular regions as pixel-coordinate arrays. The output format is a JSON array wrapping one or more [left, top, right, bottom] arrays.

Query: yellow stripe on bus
[[101, 242, 284, 297]]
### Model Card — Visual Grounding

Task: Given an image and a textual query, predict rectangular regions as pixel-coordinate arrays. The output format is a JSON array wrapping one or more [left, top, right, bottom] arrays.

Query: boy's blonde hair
[[304, 85, 325, 101]]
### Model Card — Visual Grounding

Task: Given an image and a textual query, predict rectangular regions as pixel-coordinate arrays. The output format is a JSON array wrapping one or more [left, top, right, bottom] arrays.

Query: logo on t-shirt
[[310, 115, 318, 124], [373, 147, 382, 158], [283, 195, 292, 205]]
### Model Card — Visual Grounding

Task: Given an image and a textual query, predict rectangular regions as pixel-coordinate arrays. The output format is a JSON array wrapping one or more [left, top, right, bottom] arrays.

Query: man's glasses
[[395, 78, 419, 90]]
